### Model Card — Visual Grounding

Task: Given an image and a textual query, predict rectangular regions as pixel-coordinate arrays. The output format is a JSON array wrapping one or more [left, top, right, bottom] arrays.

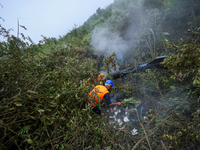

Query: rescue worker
[[88, 80, 123, 116], [95, 73, 105, 85], [87, 73, 105, 87]]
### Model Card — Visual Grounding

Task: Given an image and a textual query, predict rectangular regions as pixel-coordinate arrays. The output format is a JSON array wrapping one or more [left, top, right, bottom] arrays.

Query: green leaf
[[50, 102, 57, 107], [0, 87, 4, 92], [61, 143, 64, 149], [175, 106, 180, 110], [27, 90, 37, 94], [20, 25, 27, 30], [29, 116, 35, 120], [115, 131, 119, 136], [21, 134, 30, 138], [14, 103, 22, 107], [26, 139, 33, 144], [6, 108, 15, 111], [123, 97, 141, 107], [38, 109, 45, 115], [197, 96, 200, 103]]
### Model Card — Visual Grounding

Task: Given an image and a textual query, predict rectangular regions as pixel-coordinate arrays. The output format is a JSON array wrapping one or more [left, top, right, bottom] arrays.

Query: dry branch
[[136, 109, 152, 150], [132, 114, 172, 150]]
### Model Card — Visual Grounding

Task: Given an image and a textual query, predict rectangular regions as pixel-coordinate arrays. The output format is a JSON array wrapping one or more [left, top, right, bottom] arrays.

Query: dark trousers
[[92, 106, 101, 116]]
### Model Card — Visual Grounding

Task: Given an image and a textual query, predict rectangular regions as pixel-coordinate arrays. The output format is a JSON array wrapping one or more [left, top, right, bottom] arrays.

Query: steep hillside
[[1, 0, 200, 149], [60, 0, 200, 64]]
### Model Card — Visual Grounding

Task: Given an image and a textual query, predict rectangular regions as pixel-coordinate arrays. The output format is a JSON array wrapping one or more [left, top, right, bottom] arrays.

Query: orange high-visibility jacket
[[88, 85, 109, 107]]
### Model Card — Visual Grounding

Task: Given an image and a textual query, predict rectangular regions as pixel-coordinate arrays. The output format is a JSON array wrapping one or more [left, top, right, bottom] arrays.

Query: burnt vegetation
[[1, 0, 200, 149]]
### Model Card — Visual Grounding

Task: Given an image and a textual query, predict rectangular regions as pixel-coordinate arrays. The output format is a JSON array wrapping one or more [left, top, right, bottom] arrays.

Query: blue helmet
[[105, 80, 114, 87]]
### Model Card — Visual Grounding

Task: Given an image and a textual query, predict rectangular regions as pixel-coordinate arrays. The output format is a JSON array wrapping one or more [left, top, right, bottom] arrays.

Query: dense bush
[[0, 33, 111, 149]]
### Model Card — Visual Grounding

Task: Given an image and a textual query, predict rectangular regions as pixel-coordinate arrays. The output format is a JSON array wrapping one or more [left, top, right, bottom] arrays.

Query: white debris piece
[[107, 110, 109, 112], [143, 116, 148, 120], [119, 126, 125, 130], [131, 128, 138, 135], [123, 116, 129, 122], [113, 107, 117, 111], [118, 109, 121, 113], [114, 111, 118, 116], [163, 32, 170, 35], [109, 121, 114, 125], [117, 119, 123, 126], [109, 122, 112, 125], [119, 121, 123, 126]]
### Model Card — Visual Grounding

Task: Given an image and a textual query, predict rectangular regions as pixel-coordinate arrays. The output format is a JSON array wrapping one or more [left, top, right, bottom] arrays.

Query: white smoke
[[91, 26, 130, 55], [90, 0, 146, 57]]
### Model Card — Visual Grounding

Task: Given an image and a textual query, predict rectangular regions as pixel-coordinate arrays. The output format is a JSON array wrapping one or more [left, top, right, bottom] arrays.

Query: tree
[[162, 27, 200, 85]]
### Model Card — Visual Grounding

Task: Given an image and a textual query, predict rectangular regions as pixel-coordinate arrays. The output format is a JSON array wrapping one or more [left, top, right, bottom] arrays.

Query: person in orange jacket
[[88, 80, 123, 116], [86, 73, 105, 87], [95, 73, 105, 85]]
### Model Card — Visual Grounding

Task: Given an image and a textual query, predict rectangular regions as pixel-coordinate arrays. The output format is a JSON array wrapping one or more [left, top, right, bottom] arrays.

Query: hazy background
[[0, 0, 113, 44]]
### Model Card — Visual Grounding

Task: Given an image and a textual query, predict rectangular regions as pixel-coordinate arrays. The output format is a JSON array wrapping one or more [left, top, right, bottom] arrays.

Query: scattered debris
[[114, 111, 118, 116], [119, 126, 125, 130], [117, 119, 123, 126], [163, 32, 170, 35], [143, 116, 148, 120], [131, 118, 136, 122], [113, 107, 117, 111], [109, 121, 114, 125], [123, 116, 129, 122], [131, 128, 138, 135]]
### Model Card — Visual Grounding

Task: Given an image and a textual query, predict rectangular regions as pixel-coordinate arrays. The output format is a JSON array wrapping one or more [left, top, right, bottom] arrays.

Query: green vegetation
[[1, 0, 200, 149]]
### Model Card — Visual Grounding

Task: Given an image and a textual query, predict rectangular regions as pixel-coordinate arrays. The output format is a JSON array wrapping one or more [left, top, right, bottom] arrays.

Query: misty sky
[[0, 0, 114, 44]]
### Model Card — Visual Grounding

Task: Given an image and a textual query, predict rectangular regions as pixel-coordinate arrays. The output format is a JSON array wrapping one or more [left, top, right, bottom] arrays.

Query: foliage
[[1, 0, 200, 149], [162, 27, 200, 85], [122, 68, 200, 149], [101, 52, 117, 74], [123, 97, 141, 107], [0, 31, 111, 149]]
